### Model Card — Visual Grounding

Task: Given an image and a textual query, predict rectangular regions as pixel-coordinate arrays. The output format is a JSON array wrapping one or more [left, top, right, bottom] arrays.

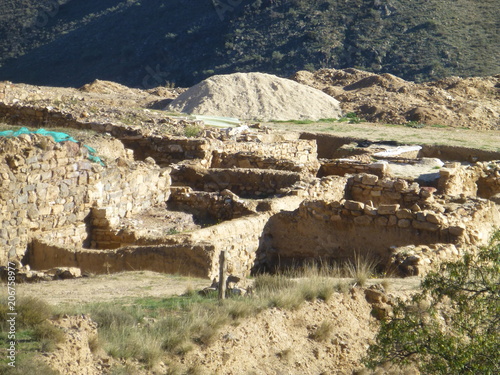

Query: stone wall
[[26, 239, 214, 278], [26, 213, 271, 280], [346, 173, 429, 208], [0, 135, 171, 263], [257, 197, 499, 272], [438, 161, 500, 199], [168, 187, 254, 222], [211, 139, 319, 175], [172, 165, 304, 198], [319, 160, 389, 178], [120, 135, 212, 166]]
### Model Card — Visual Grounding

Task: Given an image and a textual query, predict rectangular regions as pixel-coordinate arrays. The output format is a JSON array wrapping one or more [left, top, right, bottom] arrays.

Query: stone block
[[362, 174, 379, 185], [387, 215, 398, 226], [449, 226, 465, 236], [354, 215, 373, 225], [394, 180, 408, 191], [344, 200, 364, 211], [397, 219, 411, 228], [396, 209, 414, 219], [378, 204, 400, 215]]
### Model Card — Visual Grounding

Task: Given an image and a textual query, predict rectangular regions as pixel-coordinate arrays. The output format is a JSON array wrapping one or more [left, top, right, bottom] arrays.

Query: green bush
[[365, 231, 500, 374]]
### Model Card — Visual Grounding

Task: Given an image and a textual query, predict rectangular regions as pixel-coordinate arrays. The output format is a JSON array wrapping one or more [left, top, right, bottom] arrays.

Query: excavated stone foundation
[[1, 94, 500, 280]]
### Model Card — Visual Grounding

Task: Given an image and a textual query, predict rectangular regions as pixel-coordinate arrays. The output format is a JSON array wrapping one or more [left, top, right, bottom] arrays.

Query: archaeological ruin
[[1, 80, 500, 282]]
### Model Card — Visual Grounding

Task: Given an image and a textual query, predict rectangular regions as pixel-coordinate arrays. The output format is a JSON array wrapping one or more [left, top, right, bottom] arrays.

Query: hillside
[[0, 0, 498, 88]]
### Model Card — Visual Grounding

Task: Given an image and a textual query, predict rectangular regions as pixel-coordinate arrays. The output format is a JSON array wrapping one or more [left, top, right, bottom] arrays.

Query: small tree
[[365, 232, 500, 374]]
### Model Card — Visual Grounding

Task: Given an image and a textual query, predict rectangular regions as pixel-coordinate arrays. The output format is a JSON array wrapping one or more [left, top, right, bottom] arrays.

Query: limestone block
[[425, 213, 443, 224], [344, 200, 364, 211], [397, 219, 411, 228], [378, 204, 400, 215], [394, 180, 408, 191], [387, 215, 398, 226], [375, 216, 388, 226], [51, 204, 65, 215], [449, 226, 466, 236], [354, 215, 373, 225], [362, 174, 379, 185], [396, 209, 414, 219]]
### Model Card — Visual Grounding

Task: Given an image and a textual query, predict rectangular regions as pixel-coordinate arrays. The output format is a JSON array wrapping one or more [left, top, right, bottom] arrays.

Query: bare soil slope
[[293, 69, 500, 130]]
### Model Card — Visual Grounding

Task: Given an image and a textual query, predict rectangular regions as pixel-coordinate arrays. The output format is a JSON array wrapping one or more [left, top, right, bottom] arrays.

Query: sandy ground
[[12, 271, 421, 306]]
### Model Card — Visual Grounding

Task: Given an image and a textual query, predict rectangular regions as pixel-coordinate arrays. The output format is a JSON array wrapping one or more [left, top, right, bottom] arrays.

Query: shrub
[[365, 231, 500, 374], [184, 125, 203, 137]]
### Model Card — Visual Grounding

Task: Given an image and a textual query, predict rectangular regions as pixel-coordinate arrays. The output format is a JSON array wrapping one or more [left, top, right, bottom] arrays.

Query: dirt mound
[[78, 79, 140, 96], [44, 315, 107, 375], [178, 289, 375, 375], [167, 72, 343, 121], [292, 69, 500, 130]]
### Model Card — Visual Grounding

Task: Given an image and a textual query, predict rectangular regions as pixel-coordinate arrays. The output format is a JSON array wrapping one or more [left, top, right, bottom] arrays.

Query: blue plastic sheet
[[0, 127, 104, 166]]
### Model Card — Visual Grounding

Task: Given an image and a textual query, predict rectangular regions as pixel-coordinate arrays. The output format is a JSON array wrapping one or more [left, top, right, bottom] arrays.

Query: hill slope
[[0, 0, 498, 88]]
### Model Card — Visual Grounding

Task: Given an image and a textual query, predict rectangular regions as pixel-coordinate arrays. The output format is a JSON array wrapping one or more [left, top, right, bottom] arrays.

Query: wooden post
[[218, 250, 227, 301]]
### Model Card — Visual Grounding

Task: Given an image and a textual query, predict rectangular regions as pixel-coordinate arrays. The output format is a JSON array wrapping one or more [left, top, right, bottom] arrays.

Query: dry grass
[[309, 320, 334, 342], [345, 253, 378, 287]]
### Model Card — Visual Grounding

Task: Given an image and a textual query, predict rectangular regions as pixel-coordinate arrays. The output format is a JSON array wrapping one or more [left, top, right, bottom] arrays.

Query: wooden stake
[[218, 250, 227, 301]]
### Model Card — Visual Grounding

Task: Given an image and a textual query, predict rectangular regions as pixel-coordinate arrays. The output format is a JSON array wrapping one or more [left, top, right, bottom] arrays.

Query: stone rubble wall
[[172, 165, 304, 198], [168, 187, 254, 222], [0, 135, 171, 263], [295, 176, 348, 201], [120, 135, 212, 166], [26, 213, 271, 280], [319, 160, 389, 178], [211, 139, 320, 175], [258, 197, 499, 273], [346, 173, 429, 208], [26, 239, 215, 278], [438, 161, 500, 199]]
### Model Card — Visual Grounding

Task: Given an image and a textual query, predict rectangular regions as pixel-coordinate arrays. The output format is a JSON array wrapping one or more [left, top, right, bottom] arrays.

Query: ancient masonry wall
[[0, 135, 171, 263], [258, 197, 499, 271], [345, 173, 429, 207], [319, 160, 389, 178], [172, 166, 303, 198], [168, 187, 254, 222], [438, 161, 500, 199], [211, 139, 319, 174], [26, 213, 271, 280]]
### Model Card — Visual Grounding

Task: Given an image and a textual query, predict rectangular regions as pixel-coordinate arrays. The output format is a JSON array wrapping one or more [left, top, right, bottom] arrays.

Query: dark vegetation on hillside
[[0, 0, 498, 88]]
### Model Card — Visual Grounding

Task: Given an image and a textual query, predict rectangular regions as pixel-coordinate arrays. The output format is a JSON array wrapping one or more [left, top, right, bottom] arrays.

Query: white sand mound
[[167, 72, 342, 121]]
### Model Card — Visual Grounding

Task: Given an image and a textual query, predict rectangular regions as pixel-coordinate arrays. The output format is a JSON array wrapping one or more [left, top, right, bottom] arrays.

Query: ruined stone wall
[[181, 213, 271, 279], [319, 160, 389, 178], [0, 135, 171, 263], [346, 173, 428, 208], [26, 213, 271, 279], [258, 198, 499, 272], [120, 136, 212, 166], [438, 161, 500, 199], [211, 139, 319, 174], [172, 166, 303, 198], [26, 239, 214, 278], [168, 187, 254, 223]]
